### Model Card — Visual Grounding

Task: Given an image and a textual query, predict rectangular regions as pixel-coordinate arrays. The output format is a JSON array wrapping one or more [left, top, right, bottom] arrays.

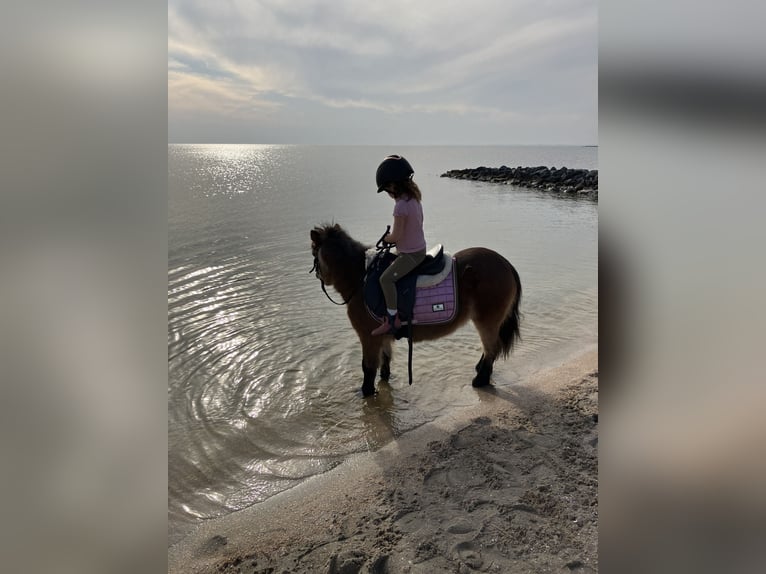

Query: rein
[[310, 226, 390, 307], [310, 256, 358, 306]]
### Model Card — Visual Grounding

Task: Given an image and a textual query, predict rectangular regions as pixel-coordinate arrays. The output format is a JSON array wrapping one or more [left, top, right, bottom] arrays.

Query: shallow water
[[168, 144, 597, 545]]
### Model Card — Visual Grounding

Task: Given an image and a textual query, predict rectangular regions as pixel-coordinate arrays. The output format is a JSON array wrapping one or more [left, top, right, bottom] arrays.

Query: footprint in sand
[[452, 541, 483, 569], [325, 549, 366, 574], [446, 521, 475, 534]]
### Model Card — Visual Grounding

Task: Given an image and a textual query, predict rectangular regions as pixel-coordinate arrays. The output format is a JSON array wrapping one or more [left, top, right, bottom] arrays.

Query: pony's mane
[[312, 223, 369, 271], [315, 223, 368, 254]]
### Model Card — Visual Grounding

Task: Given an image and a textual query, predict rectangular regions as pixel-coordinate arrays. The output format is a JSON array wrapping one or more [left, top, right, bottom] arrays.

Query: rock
[[441, 165, 597, 198]]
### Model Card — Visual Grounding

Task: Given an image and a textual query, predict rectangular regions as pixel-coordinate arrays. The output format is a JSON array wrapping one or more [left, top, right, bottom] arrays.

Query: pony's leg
[[362, 362, 377, 396], [473, 356, 494, 387], [380, 339, 393, 382], [475, 353, 485, 373], [472, 322, 502, 387], [361, 337, 383, 397]]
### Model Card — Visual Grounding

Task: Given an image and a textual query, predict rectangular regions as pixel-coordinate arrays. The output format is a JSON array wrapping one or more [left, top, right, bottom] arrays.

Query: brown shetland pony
[[310, 223, 522, 397]]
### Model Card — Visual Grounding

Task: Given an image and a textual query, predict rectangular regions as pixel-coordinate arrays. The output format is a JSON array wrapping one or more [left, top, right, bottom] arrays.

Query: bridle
[[310, 250, 358, 306], [310, 226, 390, 307]]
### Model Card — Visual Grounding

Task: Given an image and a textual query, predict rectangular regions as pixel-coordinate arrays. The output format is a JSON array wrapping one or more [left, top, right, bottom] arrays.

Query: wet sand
[[169, 348, 598, 573]]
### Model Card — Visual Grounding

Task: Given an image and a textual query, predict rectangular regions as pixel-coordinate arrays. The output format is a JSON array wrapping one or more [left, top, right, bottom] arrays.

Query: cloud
[[168, 70, 281, 117], [168, 0, 598, 143]]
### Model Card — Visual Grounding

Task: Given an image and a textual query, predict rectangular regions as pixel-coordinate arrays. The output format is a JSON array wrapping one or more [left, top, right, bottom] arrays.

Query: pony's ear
[[310, 227, 327, 249]]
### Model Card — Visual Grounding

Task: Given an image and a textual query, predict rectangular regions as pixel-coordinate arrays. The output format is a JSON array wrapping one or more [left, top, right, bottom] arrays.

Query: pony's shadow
[[472, 380, 550, 417], [472, 375, 598, 440], [356, 379, 542, 450]]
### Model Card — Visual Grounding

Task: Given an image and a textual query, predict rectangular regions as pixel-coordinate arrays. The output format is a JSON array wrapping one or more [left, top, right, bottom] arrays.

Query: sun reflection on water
[[168, 144, 598, 546]]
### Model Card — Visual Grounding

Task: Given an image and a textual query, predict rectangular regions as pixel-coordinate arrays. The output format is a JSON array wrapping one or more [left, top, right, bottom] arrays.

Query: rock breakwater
[[441, 165, 598, 198]]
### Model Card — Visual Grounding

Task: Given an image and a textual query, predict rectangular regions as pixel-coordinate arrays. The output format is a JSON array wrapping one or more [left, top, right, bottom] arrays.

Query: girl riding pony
[[371, 155, 428, 336]]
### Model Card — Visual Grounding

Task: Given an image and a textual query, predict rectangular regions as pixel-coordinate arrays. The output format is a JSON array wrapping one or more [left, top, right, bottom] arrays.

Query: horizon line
[[167, 142, 599, 147]]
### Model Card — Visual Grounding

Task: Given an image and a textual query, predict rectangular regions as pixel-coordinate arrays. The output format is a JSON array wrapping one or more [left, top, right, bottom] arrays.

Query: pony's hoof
[[472, 374, 492, 388], [361, 384, 376, 397]]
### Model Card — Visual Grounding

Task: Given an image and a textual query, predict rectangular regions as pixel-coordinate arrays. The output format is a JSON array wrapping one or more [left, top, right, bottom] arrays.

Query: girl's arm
[[385, 216, 406, 244]]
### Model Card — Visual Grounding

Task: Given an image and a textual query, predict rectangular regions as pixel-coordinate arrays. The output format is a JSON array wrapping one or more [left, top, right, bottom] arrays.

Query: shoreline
[[169, 347, 598, 573]]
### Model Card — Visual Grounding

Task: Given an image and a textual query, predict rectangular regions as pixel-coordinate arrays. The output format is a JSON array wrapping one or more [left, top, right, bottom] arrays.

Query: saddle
[[363, 244, 458, 336]]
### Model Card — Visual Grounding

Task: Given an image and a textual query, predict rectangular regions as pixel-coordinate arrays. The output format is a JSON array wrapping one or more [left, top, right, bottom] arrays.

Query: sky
[[168, 0, 598, 145]]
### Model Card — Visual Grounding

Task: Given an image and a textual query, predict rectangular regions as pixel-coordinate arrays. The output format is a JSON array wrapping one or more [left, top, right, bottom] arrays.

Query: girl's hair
[[390, 179, 422, 202]]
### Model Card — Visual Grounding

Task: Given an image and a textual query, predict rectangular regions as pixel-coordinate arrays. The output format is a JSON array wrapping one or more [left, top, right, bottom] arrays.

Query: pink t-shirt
[[393, 197, 426, 253]]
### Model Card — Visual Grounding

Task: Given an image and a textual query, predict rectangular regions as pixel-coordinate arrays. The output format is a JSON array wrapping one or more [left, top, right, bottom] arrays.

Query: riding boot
[[371, 312, 401, 336]]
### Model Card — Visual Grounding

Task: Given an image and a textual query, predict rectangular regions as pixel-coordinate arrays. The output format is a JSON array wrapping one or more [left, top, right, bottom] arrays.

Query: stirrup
[[371, 313, 399, 336]]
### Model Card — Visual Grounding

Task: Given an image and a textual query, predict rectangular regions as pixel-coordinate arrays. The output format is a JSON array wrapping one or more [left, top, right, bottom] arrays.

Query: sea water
[[168, 144, 597, 545]]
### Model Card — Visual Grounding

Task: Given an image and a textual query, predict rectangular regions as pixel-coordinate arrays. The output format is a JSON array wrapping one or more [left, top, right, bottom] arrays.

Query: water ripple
[[168, 144, 598, 546]]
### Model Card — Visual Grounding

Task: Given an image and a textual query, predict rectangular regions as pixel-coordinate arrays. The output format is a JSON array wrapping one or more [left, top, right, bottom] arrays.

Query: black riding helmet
[[376, 155, 414, 193]]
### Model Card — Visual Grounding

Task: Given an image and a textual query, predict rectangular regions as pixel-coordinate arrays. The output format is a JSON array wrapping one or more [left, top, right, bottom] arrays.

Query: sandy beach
[[169, 348, 598, 574]]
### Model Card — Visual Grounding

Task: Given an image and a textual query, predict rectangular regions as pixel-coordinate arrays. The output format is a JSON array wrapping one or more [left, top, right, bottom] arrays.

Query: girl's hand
[[386, 216, 405, 244]]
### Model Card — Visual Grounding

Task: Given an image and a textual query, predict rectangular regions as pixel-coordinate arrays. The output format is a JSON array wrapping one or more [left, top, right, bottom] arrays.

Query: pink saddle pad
[[411, 258, 457, 324]]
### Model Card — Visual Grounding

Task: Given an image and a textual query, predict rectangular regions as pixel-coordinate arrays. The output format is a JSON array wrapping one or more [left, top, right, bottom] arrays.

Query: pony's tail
[[498, 265, 522, 359]]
